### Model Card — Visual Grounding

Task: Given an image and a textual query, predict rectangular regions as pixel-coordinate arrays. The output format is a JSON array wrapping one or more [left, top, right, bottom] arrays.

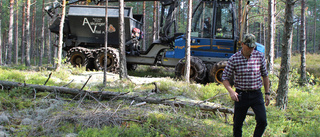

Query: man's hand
[[265, 95, 270, 106], [229, 91, 239, 102], [223, 80, 239, 102]]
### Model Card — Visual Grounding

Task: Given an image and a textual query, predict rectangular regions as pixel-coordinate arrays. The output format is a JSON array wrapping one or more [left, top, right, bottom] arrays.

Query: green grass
[[275, 53, 320, 79]]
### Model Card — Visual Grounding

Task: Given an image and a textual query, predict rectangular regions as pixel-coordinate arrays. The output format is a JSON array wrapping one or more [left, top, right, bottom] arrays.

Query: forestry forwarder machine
[[45, 0, 265, 84]]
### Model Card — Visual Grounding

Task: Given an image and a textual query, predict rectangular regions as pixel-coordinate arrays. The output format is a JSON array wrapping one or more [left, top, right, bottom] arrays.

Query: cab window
[[191, 1, 213, 38], [215, 3, 233, 39]]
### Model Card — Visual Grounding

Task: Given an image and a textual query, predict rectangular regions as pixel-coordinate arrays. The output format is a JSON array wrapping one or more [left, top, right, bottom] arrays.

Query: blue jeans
[[233, 89, 267, 137]]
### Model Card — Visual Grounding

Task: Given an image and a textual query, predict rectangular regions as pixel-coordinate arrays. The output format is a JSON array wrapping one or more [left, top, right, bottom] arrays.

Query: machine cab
[[191, 0, 236, 40], [171, 0, 237, 62]]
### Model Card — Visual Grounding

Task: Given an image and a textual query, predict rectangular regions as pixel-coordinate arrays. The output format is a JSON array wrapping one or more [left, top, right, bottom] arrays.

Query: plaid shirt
[[222, 50, 268, 90]]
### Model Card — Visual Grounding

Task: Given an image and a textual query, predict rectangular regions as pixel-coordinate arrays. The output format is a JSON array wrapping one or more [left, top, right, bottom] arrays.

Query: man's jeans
[[233, 89, 267, 137]]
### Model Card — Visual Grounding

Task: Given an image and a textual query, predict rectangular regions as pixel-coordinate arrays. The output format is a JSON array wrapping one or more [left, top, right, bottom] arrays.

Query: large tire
[[208, 61, 234, 85], [94, 47, 119, 73], [175, 56, 206, 83], [66, 47, 89, 68]]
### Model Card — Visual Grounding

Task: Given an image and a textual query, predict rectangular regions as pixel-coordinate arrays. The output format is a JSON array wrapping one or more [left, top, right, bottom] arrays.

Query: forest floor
[[1, 59, 320, 136]]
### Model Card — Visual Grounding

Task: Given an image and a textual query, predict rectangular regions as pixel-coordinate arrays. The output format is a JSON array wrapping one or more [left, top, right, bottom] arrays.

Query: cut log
[[0, 80, 254, 116]]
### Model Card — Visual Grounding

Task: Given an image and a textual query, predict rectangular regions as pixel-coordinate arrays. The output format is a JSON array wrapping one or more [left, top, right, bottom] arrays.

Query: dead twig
[[145, 92, 155, 99], [201, 93, 228, 104], [133, 102, 146, 107], [33, 88, 37, 99], [87, 93, 109, 110], [111, 104, 122, 117], [44, 72, 52, 85], [81, 75, 92, 90], [77, 92, 88, 108], [109, 91, 130, 102], [63, 79, 74, 87]]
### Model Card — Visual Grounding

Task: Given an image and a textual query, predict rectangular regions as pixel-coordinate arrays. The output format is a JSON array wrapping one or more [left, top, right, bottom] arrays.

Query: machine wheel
[[175, 56, 206, 83], [208, 61, 234, 85], [127, 64, 137, 71], [94, 47, 119, 72], [67, 47, 89, 68]]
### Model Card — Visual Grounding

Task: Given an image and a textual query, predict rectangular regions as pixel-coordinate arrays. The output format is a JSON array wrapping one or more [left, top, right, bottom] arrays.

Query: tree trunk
[[26, 0, 31, 67], [238, 0, 242, 34], [276, 0, 295, 110], [153, 1, 157, 41], [0, 80, 254, 116], [39, 0, 46, 67], [142, 2, 146, 51], [119, 0, 128, 79], [48, 24, 52, 65], [103, 1, 109, 86], [7, 0, 14, 65], [0, 0, 2, 65], [300, 0, 307, 85], [14, 0, 19, 64], [184, 0, 192, 83], [266, 0, 275, 73], [32, 1, 37, 66], [56, 0, 66, 71], [21, 1, 26, 65], [296, 23, 299, 52], [276, 27, 281, 58], [313, 0, 317, 52]]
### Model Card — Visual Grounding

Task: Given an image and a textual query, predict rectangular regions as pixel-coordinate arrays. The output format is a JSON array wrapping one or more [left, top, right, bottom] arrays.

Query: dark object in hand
[[237, 94, 242, 101]]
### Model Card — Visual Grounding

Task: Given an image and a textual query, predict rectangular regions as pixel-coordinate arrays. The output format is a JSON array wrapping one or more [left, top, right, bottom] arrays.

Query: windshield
[[215, 2, 233, 39], [191, 1, 234, 39], [191, 1, 213, 38]]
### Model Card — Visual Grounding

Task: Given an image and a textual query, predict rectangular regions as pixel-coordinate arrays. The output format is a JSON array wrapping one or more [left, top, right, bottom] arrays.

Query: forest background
[[0, 0, 319, 66]]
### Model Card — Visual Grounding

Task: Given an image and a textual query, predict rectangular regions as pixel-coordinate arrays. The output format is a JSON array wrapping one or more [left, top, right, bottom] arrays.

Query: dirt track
[[68, 72, 168, 86]]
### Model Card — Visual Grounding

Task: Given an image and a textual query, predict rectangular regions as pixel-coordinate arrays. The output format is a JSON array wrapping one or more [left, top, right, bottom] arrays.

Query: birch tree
[[39, 0, 45, 66], [184, 0, 192, 83], [119, 0, 128, 79], [26, 0, 31, 66], [266, 0, 275, 73], [103, 1, 109, 86], [300, 0, 307, 85], [56, 0, 66, 71], [276, 0, 296, 110], [7, 0, 14, 65]]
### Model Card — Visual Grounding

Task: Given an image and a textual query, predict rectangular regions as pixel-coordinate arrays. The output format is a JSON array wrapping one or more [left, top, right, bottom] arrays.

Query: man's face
[[241, 43, 254, 56]]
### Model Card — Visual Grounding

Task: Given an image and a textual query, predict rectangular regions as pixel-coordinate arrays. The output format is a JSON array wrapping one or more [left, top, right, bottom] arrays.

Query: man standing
[[222, 34, 270, 137]]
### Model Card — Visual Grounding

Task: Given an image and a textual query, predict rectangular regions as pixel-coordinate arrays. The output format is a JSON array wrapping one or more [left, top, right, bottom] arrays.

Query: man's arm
[[223, 80, 238, 102], [262, 76, 270, 106]]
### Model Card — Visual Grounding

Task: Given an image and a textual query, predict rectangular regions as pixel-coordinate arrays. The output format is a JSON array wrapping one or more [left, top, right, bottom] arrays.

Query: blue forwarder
[[45, 0, 264, 84]]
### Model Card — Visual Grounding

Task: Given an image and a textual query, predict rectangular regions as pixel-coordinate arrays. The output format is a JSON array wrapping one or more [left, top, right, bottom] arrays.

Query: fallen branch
[[81, 75, 92, 90], [0, 80, 254, 116], [44, 72, 52, 85]]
